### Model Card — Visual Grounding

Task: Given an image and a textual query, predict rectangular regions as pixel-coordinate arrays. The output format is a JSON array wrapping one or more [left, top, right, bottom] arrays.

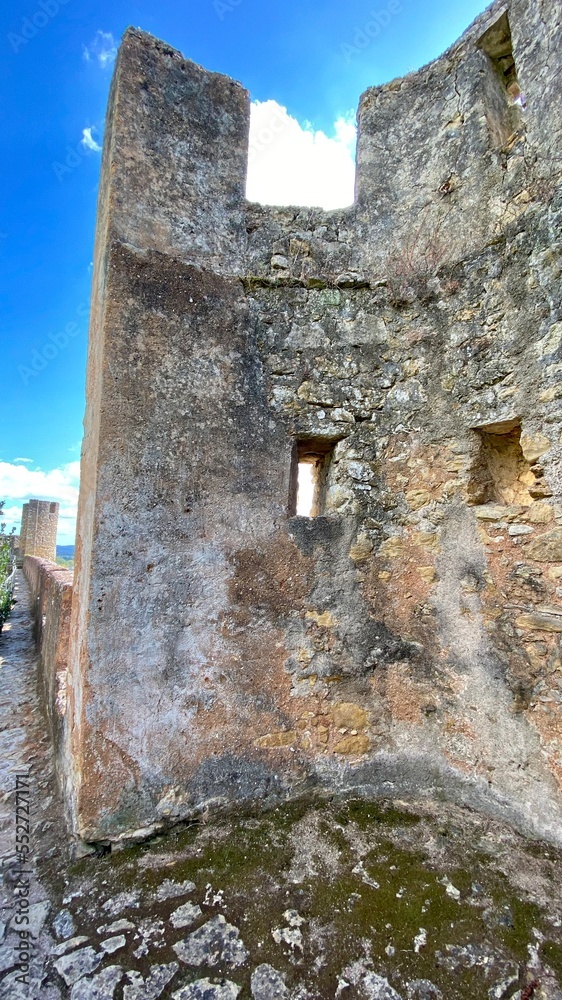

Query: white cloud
[[12, 457, 33, 464], [247, 100, 357, 211], [0, 461, 80, 546], [81, 127, 102, 153], [83, 30, 117, 70]]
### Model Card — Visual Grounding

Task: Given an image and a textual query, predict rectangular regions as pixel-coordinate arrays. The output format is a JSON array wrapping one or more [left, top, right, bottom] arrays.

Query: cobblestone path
[[0, 572, 64, 998]]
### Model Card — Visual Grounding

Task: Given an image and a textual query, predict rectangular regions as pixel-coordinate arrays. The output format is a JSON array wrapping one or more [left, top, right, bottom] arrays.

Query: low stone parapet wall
[[23, 556, 73, 766]]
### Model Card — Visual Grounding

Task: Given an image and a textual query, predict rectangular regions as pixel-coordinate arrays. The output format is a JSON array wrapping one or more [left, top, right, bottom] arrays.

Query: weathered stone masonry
[[18, 498, 59, 564], [58, 0, 562, 846]]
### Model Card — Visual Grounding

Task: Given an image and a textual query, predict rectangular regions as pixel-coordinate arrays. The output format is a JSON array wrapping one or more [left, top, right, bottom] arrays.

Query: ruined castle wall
[[20, 499, 59, 563], [24, 556, 73, 787], [68, 34, 243, 834], [10, 534, 21, 569], [67, 0, 562, 845], [245, 204, 359, 285], [102, 29, 250, 271], [17, 504, 29, 568], [355, 2, 532, 271], [245, 200, 562, 839], [71, 246, 296, 842], [509, 0, 562, 174]]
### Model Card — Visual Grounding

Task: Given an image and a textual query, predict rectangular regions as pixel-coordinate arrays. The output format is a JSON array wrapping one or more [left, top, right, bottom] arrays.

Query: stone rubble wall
[[355, 2, 525, 270], [64, 0, 562, 846], [24, 556, 73, 799]]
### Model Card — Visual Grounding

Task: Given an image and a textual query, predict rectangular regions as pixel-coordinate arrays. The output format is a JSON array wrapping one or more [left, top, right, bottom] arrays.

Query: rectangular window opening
[[478, 13, 526, 112], [469, 419, 538, 506], [289, 439, 338, 518]]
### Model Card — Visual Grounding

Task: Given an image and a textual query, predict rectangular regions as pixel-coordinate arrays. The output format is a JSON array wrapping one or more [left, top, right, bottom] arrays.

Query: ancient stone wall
[[20, 499, 59, 563], [24, 556, 73, 793], [67, 0, 562, 846], [10, 534, 21, 567], [17, 504, 29, 568]]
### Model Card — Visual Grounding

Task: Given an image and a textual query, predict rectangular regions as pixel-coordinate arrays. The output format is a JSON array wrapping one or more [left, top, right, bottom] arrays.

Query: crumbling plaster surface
[[65, 0, 562, 845]]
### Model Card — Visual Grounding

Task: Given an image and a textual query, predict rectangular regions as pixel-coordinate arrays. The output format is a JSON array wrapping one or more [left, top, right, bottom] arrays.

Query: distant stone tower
[[19, 500, 59, 564]]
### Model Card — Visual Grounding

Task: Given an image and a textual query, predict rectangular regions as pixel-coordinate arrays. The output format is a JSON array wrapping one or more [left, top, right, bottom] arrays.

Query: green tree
[[0, 501, 15, 631]]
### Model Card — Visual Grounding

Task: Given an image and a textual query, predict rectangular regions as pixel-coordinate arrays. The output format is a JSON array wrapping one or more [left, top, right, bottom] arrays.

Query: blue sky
[[0, 0, 488, 543]]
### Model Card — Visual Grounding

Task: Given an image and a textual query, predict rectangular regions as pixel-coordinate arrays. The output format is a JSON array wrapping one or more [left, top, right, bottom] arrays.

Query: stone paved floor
[[0, 572, 64, 998], [2, 573, 562, 999]]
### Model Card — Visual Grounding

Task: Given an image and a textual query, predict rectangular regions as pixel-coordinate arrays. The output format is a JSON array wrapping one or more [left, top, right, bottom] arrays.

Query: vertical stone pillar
[[68, 29, 251, 842], [20, 500, 59, 563]]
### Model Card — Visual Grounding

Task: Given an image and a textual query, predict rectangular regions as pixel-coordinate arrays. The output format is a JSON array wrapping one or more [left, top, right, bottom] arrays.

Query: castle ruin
[[26, 0, 562, 848], [18, 499, 59, 565]]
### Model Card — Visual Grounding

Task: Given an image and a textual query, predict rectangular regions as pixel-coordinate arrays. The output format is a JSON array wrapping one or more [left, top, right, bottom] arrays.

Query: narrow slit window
[[297, 459, 317, 517], [289, 439, 338, 518], [479, 13, 527, 117]]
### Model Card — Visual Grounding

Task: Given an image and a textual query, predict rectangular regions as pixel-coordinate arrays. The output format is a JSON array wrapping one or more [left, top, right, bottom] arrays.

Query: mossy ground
[[40, 798, 562, 998]]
